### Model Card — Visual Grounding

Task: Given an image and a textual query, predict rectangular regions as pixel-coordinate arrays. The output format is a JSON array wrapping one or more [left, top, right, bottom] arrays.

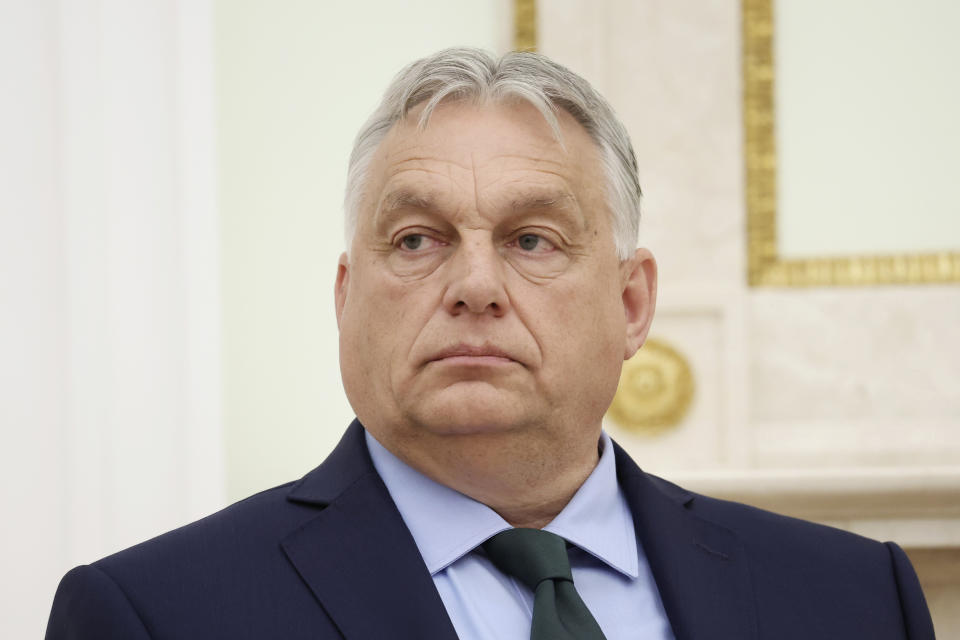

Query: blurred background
[[2, 0, 958, 636]]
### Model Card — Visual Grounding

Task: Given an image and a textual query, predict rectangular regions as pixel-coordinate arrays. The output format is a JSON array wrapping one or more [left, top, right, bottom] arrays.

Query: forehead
[[365, 100, 606, 214]]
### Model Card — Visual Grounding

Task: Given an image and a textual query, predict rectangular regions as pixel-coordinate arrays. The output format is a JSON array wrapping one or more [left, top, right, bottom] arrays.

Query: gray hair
[[344, 47, 641, 260]]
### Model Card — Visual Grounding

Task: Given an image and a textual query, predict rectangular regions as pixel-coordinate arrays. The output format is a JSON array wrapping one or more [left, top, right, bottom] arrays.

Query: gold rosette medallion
[[608, 337, 694, 435]]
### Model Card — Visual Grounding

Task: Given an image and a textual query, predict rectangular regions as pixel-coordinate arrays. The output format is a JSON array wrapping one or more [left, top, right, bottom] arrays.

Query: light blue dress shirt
[[366, 431, 676, 640]]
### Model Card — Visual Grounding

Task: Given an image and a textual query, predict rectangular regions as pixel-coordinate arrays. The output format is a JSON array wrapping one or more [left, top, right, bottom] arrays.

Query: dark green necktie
[[482, 528, 607, 640]]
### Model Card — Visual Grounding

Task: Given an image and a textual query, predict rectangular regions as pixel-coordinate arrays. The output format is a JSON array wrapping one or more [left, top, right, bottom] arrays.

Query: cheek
[[341, 275, 395, 363], [550, 279, 625, 347], [345, 274, 435, 363]]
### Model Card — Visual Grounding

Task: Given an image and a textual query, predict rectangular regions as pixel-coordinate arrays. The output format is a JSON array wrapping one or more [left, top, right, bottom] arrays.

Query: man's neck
[[377, 429, 602, 530], [492, 491, 585, 530]]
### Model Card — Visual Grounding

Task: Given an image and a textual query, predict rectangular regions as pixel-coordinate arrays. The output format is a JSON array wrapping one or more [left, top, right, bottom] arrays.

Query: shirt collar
[[366, 430, 639, 579], [543, 433, 639, 578]]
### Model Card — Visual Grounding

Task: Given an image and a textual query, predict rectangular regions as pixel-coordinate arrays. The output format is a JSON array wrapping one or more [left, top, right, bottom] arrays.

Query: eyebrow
[[507, 191, 588, 234], [509, 193, 579, 214], [375, 187, 587, 231], [379, 189, 440, 216]]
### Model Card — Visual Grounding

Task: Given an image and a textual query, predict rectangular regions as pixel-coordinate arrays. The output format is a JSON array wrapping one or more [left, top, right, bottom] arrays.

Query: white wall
[[775, 0, 960, 257], [1, 2, 67, 633], [1, 1, 222, 636]]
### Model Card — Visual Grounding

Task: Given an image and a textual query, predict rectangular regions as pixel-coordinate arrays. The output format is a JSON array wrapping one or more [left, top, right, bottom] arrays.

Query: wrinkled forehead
[[362, 99, 606, 218]]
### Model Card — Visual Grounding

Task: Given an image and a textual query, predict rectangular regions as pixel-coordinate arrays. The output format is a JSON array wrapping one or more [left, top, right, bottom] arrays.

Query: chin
[[406, 384, 536, 436]]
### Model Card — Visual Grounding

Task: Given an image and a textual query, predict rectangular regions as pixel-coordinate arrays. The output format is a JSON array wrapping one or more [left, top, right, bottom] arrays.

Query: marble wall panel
[[750, 288, 960, 468], [605, 288, 750, 474], [541, 0, 746, 292]]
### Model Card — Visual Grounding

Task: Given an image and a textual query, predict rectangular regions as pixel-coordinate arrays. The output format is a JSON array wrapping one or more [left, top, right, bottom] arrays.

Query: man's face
[[335, 100, 655, 462]]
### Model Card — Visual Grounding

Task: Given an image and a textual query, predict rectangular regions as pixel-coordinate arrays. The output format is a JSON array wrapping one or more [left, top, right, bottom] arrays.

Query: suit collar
[[282, 420, 459, 640], [614, 441, 759, 640], [286, 419, 373, 506]]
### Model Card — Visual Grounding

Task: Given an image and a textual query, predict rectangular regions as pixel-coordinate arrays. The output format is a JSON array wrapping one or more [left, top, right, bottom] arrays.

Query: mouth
[[427, 344, 521, 367]]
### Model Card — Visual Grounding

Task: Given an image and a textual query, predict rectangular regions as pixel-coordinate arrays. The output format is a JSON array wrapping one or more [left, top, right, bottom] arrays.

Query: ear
[[620, 248, 657, 359], [334, 252, 350, 330]]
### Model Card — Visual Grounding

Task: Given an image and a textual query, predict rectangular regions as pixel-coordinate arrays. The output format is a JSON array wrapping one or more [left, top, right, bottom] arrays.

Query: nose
[[442, 235, 508, 317]]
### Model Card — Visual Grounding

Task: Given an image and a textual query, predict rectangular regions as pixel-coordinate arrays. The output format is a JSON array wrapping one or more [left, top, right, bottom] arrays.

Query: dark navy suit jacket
[[47, 420, 935, 639]]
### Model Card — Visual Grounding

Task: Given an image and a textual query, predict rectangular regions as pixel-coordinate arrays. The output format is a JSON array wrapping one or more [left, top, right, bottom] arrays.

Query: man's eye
[[517, 234, 540, 251], [513, 233, 554, 253], [400, 234, 427, 251]]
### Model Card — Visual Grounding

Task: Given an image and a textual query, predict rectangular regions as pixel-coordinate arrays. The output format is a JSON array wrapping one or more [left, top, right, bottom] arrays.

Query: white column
[[0, 1, 223, 636]]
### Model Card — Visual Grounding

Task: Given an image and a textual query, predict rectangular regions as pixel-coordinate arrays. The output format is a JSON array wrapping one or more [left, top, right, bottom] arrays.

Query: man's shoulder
[[650, 471, 891, 555], [93, 422, 374, 578], [637, 472, 934, 638], [642, 470, 908, 603], [49, 475, 359, 639], [95, 480, 310, 577], [615, 443, 892, 562], [47, 422, 388, 639]]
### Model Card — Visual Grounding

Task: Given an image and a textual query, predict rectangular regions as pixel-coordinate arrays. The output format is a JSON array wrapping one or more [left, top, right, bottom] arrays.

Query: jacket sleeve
[[886, 542, 936, 640], [45, 564, 153, 640]]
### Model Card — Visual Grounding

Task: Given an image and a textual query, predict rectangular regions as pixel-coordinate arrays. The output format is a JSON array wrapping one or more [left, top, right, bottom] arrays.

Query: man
[[47, 48, 934, 639]]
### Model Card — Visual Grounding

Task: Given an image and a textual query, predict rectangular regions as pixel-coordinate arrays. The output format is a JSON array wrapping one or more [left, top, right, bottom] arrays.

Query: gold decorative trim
[[607, 338, 694, 436], [513, 0, 537, 52], [742, 0, 960, 286]]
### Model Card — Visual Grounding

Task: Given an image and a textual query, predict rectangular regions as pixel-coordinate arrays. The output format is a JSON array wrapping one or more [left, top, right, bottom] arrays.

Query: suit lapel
[[281, 422, 459, 640], [615, 444, 759, 640]]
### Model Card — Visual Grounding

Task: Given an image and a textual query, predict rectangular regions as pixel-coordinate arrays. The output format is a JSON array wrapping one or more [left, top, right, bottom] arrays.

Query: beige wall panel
[[607, 310, 725, 469], [543, 0, 746, 291], [604, 289, 750, 473], [751, 288, 960, 467], [908, 548, 960, 636]]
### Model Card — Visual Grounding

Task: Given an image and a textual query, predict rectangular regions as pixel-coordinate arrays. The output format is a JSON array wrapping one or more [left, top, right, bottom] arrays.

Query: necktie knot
[[482, 528, 573, 590]]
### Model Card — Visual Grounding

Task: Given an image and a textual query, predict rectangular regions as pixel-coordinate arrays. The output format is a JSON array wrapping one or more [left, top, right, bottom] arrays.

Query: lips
[[427, 343, 521, 365]]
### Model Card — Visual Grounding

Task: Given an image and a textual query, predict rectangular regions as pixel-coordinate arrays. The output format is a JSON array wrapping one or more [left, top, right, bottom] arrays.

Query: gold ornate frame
[[513, 0, 537, 51], [743, 0, 960, 286]]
